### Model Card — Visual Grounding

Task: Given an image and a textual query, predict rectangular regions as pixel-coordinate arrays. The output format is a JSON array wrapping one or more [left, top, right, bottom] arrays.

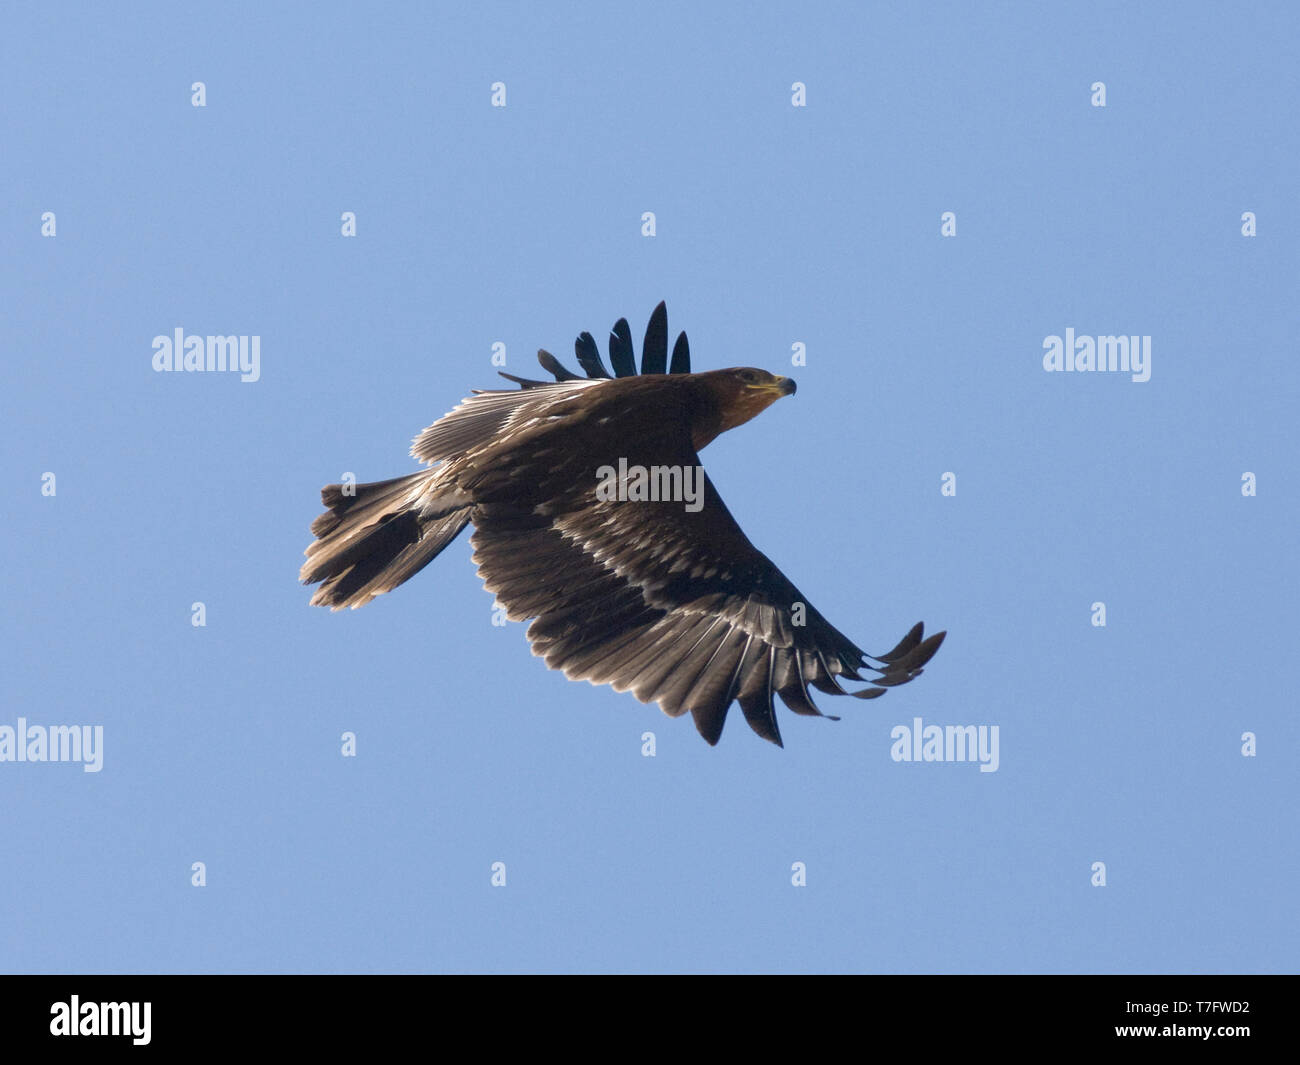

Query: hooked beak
[[742, 375, 797, 404]]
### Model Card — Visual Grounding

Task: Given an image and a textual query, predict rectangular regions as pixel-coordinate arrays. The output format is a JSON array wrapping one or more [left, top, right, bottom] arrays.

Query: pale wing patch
[[410, 378, 607, 464]]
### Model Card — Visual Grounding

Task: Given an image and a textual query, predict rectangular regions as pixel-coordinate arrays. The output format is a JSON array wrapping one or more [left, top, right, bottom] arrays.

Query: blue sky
[[2, 2, 1296, 973]]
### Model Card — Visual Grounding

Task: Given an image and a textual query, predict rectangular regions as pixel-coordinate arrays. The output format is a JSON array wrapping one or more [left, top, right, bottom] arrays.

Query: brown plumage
[[301, 303, 944, 746]]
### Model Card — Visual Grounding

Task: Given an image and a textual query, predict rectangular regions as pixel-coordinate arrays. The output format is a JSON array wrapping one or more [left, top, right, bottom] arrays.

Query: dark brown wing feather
[[509, 304, 692, 387], [465, 385, 941, 746]]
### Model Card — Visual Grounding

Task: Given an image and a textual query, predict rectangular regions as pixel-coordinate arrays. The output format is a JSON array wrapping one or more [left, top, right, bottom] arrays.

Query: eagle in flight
[[302, 303, 944, 746]]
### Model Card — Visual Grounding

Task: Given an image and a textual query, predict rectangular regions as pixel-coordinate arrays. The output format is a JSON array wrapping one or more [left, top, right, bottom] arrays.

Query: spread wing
[[466, 413, 943, 746]]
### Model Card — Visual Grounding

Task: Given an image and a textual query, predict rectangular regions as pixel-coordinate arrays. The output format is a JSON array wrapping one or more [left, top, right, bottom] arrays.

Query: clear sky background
[[2, 2, 1296, 974]]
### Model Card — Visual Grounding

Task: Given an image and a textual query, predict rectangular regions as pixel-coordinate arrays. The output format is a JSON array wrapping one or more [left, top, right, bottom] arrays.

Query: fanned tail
[[301, 470, 471, 610]]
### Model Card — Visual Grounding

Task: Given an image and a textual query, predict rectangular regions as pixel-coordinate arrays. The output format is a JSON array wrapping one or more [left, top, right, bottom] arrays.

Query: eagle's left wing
[[468, 422, 942, 746]]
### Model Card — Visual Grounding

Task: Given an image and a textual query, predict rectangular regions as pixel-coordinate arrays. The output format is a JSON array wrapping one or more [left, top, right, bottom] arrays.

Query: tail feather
[[302, 470, 471, 610]]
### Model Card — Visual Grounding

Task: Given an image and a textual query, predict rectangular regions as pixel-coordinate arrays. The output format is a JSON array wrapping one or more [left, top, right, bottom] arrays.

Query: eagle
[[301, 303, 944, 746]]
